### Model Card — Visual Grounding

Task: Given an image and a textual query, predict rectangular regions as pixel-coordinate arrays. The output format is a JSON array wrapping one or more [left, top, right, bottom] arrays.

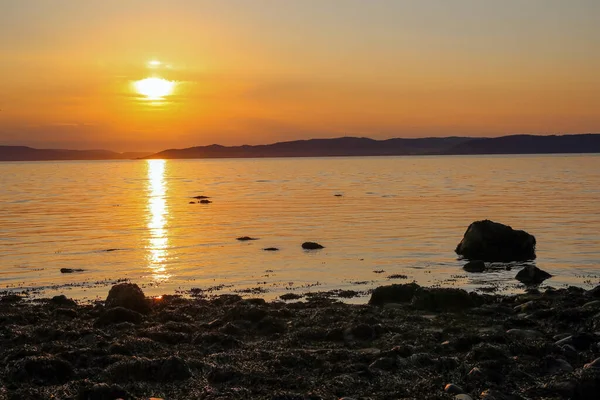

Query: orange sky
[[1, 0, 599, 151]]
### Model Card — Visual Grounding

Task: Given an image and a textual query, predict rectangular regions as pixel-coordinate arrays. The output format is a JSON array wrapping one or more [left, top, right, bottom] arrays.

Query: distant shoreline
[[1, 133, 599, 162]]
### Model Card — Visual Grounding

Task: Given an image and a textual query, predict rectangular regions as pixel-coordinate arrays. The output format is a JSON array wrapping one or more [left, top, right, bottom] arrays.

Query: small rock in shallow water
[[60, 268, 84, 273], [302, 241, 324, 250], [237, 236, 258, 241], [463, 260, 486, 273], [444, 383, 465, 394], [199, 199, 212, 204], [263, 247, 279, 251], [515, 265, 552, 285]]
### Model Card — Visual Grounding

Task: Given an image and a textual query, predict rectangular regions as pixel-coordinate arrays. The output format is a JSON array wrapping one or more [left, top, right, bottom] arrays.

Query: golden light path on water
[[146, 159, 171, 282]]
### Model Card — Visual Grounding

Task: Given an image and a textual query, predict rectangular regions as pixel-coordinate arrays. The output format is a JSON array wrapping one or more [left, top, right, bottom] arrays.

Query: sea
[[1, 154, 599, 302]]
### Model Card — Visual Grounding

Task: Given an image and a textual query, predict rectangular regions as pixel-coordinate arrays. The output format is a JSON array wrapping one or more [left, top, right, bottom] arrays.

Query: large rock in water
[[105, 283, 150, 314], [368, 283, 420, 306], [455, 220, 536, 262]]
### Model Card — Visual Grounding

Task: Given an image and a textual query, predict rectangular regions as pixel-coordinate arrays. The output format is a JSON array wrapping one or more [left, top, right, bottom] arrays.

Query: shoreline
[[1, 283, 599, 399]]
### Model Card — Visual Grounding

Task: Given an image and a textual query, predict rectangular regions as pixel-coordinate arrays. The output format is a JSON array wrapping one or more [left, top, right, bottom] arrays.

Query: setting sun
[[134, 77, 175, 100]]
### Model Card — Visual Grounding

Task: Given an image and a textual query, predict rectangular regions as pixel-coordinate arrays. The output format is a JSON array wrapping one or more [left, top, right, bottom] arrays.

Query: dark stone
[[237, 236, 258, 241], [193, 332, 241, 350], [60, 268, 84, 273], [346, 324, 376, 341], [77, 383, 131, 400], [95, 307, 143, 327], [263, 247, 280, 251], [455, 220, 536, 262], [369, 357, 396, 371], [412, 288, 477, 311], [54, 308, 77, 318], [192, 195, 210, 199], [584, 358, 600, 369], [368, 283, 420, 306], [444, 384, 465, 394], [189, 201, 195, 204], [464, 260, 486, 273], [50, 295, 77, 307], [302, 242, 324, 250], [105, 283, 150, 314], [588, 285, 600, 298], [106, 356, 191, 382], [225, 305, 267, 322], [8, 355, 73, 384], [280, 293, 303, 301], [199, 199, 212, 204], [1, 294, 23, 303], [515, 266, 552, 285]]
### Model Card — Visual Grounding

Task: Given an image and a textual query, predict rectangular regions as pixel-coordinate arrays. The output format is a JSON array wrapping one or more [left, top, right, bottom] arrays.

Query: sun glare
[[134, 77, 175, 100]]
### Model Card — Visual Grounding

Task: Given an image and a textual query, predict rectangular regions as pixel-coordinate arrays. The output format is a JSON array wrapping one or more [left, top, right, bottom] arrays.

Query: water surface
[[1, 155, 599, 301]]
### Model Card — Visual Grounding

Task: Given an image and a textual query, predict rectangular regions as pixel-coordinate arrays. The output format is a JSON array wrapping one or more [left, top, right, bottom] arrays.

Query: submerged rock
[[263, 247, 280, 251], [105, 283, 150, 314], [455, 220, 536, 262], [463, 260, 486, 273], [515, 265, 552, 285], [199, 199, 212, 204], [302, 241, 324, 250]]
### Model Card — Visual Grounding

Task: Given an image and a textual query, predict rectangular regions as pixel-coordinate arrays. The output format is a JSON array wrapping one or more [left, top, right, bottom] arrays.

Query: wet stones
[[301, 241, 324, 250], [105, 283, 150, 314], [411, 288, 478, 312], [263, 247, 280, 251], [515, 265, 552, 285], [77, 383, 131, 400], [237, 236, 258, 241], [506, 329, 544, 340], [49, 295, 77, 307], [455, 220, 536, 262], [106, 356, 191, 382], [95, 307, 143, 327], [8, 355, 73, 384]]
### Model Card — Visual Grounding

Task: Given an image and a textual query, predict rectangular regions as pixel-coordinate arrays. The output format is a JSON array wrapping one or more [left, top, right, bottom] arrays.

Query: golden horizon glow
[[147, 159, 171, 282], [134, 77, 176, 100]]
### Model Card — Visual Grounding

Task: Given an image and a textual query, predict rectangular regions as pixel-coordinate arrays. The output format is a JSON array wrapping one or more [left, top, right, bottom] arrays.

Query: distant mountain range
[[1, 134, 599, 161], [145, 134, 600, 159], [0, 146, 151, 161]]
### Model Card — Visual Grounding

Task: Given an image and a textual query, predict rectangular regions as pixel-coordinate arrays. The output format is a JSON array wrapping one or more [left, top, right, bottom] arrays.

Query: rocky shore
[[1, 283, 600, 400]]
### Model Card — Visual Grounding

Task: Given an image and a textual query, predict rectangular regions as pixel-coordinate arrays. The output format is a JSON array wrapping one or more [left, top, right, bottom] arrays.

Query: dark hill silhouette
[[1, 134, 598, 161], [0, 146, 151, 161], [145, 134, 600, 159], [444, 134, 600, 155]]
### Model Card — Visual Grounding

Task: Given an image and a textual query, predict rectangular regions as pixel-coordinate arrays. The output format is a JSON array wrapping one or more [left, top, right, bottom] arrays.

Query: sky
[[0, 0, 599, 151]]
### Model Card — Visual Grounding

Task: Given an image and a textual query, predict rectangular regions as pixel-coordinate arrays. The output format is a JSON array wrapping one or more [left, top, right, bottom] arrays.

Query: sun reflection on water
[[146, 159, 171, 282]]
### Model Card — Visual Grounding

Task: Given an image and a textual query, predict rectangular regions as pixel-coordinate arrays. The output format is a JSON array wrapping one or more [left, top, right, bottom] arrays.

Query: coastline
[[1, 283, 599, 399]]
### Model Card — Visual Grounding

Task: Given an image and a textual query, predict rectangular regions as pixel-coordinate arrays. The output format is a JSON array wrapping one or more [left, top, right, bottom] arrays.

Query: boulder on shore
[[368, 283, 420, 306], [105, 283, 150, 314], [515, 265, 552, 285], [455, 220, 536, 262]]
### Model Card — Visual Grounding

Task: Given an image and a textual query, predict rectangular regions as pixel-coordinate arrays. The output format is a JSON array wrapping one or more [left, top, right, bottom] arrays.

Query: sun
[[134, 77, 175, 100]]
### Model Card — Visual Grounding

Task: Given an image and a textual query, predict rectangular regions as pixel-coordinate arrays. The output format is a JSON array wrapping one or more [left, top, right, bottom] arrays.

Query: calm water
[[1, 155, 599, 301]]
